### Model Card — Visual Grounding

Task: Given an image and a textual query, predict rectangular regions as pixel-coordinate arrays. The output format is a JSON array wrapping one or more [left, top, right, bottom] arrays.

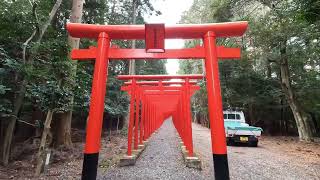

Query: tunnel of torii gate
[[66, 21, 248, 180], [118, 75, 203, 158]]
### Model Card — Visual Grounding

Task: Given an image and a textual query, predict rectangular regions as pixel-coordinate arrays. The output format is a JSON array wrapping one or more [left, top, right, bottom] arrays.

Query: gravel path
[[101, 119, 207, 180], [101, 119, 320, 180]]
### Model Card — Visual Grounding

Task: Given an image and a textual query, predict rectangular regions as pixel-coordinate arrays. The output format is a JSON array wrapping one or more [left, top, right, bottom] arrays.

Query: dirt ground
[[0, 122, 319, 180], [0, 130, 127, 180]]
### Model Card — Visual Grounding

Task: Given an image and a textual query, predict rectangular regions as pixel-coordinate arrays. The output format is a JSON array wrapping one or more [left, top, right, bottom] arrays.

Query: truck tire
[[249, 141, 258, 147], [227, 138, 233, 146]]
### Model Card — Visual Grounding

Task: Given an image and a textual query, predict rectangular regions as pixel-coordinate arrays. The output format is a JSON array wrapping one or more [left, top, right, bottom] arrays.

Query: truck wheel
[[249, 141, 258, 147], [227, 138, 233, 146]]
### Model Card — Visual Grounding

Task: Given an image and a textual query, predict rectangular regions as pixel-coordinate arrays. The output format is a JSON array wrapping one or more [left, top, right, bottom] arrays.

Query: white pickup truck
[[224, 110, 262, 147]]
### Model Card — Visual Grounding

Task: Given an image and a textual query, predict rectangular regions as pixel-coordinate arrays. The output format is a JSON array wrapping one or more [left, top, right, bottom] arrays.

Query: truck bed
[[225, 121, 262, 136]]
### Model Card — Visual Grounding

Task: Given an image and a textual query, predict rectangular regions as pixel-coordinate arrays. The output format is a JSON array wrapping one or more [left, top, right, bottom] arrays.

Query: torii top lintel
[[117, 74, 204, 80], [124, 81, 198, 85], [67, 21, 248, 39]]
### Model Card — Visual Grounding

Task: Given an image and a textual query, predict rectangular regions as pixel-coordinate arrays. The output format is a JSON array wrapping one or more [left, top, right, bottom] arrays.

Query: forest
[[0, 0, 319, 178]]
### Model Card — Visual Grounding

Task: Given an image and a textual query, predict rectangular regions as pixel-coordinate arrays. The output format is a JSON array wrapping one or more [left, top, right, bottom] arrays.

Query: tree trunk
[[279, 41, 315, 141], [248, 103, 255, 125], [2, 82, 26, 165], [280, 98, 284, 135], [125, 0, 138, 129], [55, 113, 72, 147], [32, 103, 44, 137], [36, 77, 63, 176], [109, 117, 112, 142], [56, 0, 84, 147], [35, 110, 54, 176], [116, 116, 120, 134], [308, 112, 319, 135], [128, 0, 137, 76], [266, 61, 272, 78], [0, 118, 3, 152]]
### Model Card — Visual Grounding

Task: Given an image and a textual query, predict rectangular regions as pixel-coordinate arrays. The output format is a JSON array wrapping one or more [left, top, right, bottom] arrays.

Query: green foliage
[[0, 47, 17, 114], [27, 81, 72, 112], [83, 0, 108, 24], [297, 0, 320, 23], [106, 65, 130, 117], [136, 60, 167, 75]]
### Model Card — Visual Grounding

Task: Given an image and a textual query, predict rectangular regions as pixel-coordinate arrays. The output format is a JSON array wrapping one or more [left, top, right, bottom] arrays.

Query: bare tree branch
[[38, 0, 63, 42]]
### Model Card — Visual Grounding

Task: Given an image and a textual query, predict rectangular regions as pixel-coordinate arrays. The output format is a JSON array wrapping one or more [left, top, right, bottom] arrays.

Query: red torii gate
[[119, 75, 202, 158], [67, 22, 248, 180]]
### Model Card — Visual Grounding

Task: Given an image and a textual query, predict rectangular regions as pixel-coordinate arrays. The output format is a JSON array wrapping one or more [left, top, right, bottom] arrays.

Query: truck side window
[[228, 114, 236, 119], [224, 114, 228, 119], [236, 114, 240, 120], [223, 114, 228, 119]]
